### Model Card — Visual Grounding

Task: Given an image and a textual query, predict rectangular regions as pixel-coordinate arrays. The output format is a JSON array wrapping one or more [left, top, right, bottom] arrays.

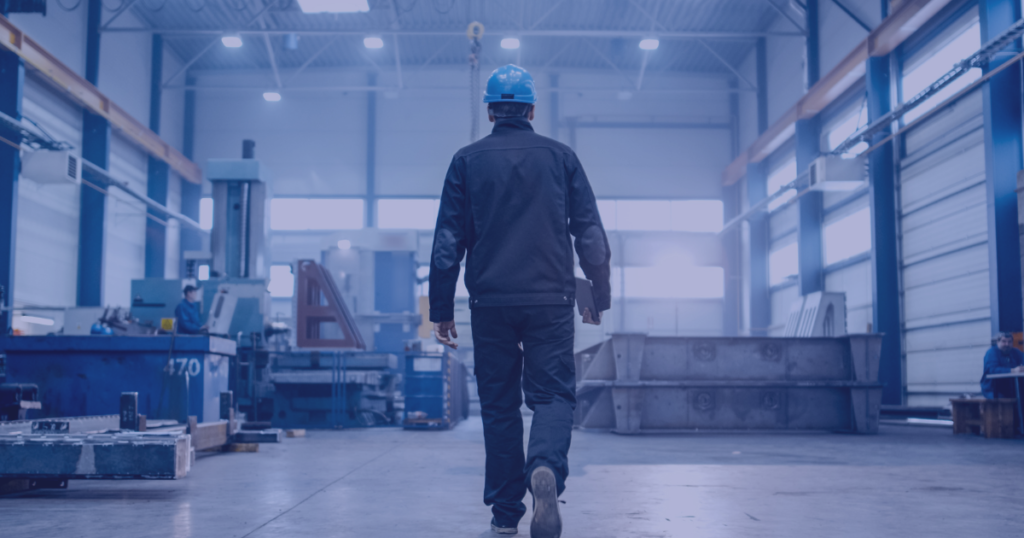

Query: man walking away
[[428, 64, 611, 538]]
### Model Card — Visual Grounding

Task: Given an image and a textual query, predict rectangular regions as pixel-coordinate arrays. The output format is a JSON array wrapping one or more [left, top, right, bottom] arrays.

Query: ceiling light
[[501, 37, 520, 50], [639, 38, 660, 51], [297, 0, 370, 13], [222, 35, 243, 48], [263, 92, 282, 102], [363, 36, 384, 49], [337, 240, 352, 250]]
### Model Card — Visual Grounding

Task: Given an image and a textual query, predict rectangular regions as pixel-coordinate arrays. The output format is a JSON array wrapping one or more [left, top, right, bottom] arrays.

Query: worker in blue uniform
[[981, 332, 1024, 399], [174, 285, 207, 335], [429, 65, 611, 538]]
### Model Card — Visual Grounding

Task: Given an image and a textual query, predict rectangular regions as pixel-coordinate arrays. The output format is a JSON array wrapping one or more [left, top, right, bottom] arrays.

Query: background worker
[[980, 332, 1024, 399], [429, 64, 611, 538], [174, 285, 207, 335]]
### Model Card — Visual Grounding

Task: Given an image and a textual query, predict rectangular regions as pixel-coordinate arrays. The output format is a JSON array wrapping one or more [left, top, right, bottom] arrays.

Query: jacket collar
[[492, 117, 534, 133]]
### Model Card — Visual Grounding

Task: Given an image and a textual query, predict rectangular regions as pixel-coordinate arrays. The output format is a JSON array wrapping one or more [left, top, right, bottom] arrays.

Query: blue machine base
[[0, 336, 235, 423]]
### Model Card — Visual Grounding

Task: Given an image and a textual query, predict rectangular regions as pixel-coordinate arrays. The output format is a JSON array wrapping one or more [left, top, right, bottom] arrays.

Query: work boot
[[491, 517, 518, 535], [529, 467, 561, 538]]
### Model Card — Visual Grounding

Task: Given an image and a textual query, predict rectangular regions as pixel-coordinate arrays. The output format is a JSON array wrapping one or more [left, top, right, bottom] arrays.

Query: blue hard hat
[[483, 64, 537, 104]]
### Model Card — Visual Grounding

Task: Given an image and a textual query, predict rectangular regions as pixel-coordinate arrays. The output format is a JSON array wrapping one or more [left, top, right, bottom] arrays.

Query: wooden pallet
[[950, 398, 1016, 439]]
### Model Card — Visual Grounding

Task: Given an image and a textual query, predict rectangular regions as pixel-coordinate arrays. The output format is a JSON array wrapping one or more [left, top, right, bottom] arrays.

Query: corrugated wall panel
[[104, 133, 149, 307], [769, 203, 798, 242], [769, 284, 799, 336], [898, 91, 988, 406], [825, 261, 873, 334], [14, 78, 83, 308]]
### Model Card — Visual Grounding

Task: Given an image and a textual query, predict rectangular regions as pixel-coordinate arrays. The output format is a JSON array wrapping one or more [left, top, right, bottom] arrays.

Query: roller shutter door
[[898, 90, 989, 406], [14, 77, 83, 308]]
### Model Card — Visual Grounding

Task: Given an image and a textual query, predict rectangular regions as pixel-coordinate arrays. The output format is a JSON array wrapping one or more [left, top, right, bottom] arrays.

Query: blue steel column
[[179, 75, 202, 278], [746, 37, 770, 336], [797, 0, 823, 296], [723, 80, 742, 336], [145, 34, 170, 278], [0, 41, 24, 333], [796, 118, 823, 295], [980, 0, 1024, 333], [867, 51, 903, 405], [747, 163, 770, 336], [365, 72, 377, 228], [78, 0, 109, 306]]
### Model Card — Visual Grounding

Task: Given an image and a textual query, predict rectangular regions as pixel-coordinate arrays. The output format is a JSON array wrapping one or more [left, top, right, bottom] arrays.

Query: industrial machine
[[403, 346, 470, 430], [0, 335, 235, 423]]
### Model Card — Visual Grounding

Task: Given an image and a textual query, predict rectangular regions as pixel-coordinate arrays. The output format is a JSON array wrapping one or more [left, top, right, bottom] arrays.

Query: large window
[[597, 199, 724, 232], [826, 102, 870, 154], [766, 158, 798, 211], [824, 207, 872, 266], [901, 13, 981, 123], [268, 264, 295, 297], [270, 198, 364, 230], [199, 197, 213, 230], [769, 241, 799, 286], [377, 199, 440, 229]]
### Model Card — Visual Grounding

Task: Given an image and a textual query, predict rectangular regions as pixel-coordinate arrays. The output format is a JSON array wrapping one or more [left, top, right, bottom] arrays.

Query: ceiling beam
[[102, 28, 803, 39], [696, 39, 757, 90], [163, 84, 756, 94]]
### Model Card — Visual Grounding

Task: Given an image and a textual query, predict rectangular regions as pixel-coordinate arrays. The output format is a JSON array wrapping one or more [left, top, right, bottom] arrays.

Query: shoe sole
[[530, 467, 561, 538], [491, 523, 518, 535]]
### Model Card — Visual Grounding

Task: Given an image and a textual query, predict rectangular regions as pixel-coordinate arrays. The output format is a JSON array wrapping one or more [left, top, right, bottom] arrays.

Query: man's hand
[[582, 308, 602, 326], [1013, 365, 1024, 373], [434, 321, 459, 350]]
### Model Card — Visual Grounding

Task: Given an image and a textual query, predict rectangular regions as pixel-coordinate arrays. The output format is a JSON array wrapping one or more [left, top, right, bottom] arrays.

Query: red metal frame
[[295, 260, 365, 349]]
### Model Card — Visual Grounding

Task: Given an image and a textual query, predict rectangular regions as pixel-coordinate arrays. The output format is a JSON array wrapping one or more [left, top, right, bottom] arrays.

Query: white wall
[[192, 67, 733, 201], [8, 9, 86, 77]]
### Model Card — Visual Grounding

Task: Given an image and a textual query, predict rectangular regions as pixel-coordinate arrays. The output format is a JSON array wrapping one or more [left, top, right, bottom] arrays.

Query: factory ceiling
[[93, 0, 797, 84]]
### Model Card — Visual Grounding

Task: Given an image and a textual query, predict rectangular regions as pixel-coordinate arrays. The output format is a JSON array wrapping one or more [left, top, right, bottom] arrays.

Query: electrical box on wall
[[21, 150, 81, 185]]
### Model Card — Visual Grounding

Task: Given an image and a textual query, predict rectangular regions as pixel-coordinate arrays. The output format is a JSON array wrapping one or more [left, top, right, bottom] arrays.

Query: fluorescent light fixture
[[337, 239, 352, 250], [363, 36, 384, 49], [263, 91, 282, 102], [20, 315, 55, 326], [501, 37, 520, 50], [297, 0, 370, 13], [639, 38, 660, 50], [222, 35, 243, 48]]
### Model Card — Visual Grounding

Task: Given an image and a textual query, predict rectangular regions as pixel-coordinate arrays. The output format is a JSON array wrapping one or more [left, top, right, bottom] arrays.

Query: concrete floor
[[1, 418, 1023, 537]]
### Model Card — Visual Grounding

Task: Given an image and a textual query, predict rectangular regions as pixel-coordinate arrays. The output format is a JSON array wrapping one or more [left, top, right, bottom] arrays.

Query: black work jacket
[[429, 117, 611, 322]]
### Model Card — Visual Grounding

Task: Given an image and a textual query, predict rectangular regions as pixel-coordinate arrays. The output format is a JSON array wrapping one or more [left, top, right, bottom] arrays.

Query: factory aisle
[[1, 418, 1023, 537]]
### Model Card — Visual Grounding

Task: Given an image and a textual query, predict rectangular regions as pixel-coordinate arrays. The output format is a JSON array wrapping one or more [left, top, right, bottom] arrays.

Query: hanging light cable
[[467, 22, 485, 142]]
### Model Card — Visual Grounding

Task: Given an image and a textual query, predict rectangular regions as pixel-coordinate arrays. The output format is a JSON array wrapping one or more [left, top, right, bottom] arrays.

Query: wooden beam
[[722, 0, 955, 185], [0, 15, 202, 185]]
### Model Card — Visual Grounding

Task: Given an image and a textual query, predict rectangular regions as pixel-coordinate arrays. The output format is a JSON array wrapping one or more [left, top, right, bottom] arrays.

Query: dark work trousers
[[471, 304, 577, 525]]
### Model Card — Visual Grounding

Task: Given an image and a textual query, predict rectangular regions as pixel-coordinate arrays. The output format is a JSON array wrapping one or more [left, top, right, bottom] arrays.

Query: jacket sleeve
[[983, 348, 1013, 376], [428, 157, 469, 322], [566, 151, 612, 312], [175, 303, 203, 334]]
